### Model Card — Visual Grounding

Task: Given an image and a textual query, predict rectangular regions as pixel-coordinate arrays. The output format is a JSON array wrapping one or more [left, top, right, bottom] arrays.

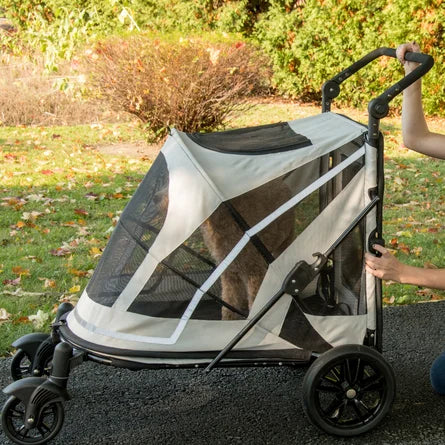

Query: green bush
[[0, 0, 159, 69], [84, 35, 271, 141], [251, 0, 445, 115], [3, 0, 445, 115]]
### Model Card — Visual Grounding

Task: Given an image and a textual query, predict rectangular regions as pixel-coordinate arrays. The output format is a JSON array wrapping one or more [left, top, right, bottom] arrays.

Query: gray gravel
[[1, 302, 445, 444]]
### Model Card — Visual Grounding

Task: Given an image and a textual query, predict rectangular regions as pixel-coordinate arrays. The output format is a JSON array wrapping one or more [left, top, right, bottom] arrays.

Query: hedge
[[2, 0, 444, 115], [251, 0, 445, 114]]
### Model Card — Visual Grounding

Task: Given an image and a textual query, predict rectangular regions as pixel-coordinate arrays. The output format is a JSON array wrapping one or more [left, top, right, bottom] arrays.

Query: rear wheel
[[302, 344, 395, 437], [1, 396, 64, 445], [10, 350, 52, 381], [10, 350, 33, 381]]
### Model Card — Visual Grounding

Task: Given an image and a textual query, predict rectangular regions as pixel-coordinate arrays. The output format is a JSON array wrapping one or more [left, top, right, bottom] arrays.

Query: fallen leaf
[[395, 230, 413, 238], [23, 255, 42, 263], [416, 288, 445, 301], [28, 310, 51, 329], [89, 247, 102, 258], [0, 308, 11, 323], [69, 268, 90, 277], [50, 247, 72, 257], [22, 211, 43, 221], [44, 279, 56, 288], [398, 242, 410, 255], [12, 266, 30, 277], [2, 277, 21, 286], [12, 316, 30, 325], [411, 246, 423, 256], [383, 296, 395, 305]]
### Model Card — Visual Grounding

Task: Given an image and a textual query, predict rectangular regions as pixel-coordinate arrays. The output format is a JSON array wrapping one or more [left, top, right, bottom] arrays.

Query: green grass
[[1, 102, 445, 356], [0, 122, 148, 355]]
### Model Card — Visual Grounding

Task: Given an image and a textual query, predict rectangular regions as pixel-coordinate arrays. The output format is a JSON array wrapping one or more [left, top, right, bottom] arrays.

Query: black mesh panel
[[320, 136, 365, 209], [296, 219, 366, 317], [86, 153, 169, 306], [128, 226, 223, 319], [187, 122, 311, 154]]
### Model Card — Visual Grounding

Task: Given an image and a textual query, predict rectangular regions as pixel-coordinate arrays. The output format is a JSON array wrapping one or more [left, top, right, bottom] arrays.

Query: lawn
[[1, 101, 445, 355]]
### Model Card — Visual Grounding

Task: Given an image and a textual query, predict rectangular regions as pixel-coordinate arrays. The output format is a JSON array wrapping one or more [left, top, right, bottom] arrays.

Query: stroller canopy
[[66, 112, 378, 362]]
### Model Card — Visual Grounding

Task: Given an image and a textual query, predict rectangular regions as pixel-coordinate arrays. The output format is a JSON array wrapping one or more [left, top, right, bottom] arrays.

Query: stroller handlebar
[[321, 46, 434, 144]]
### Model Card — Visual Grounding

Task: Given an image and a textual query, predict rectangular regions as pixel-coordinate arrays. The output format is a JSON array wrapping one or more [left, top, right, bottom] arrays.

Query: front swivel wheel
[[1, 396, 64, 444], [302, 344, 395, 437]]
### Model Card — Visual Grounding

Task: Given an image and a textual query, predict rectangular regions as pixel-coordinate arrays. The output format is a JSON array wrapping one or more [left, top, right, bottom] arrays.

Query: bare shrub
[[85, 35, 271, 141], [0, 54, 118, 126]]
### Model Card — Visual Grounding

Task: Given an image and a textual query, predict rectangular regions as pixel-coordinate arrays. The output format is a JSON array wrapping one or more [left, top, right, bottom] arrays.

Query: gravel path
[[1, 302, 445, 444]]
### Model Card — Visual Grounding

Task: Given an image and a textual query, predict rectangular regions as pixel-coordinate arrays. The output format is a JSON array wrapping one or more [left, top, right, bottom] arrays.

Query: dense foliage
[[1, 0, 444, 114], [251, 0, 445, 113]]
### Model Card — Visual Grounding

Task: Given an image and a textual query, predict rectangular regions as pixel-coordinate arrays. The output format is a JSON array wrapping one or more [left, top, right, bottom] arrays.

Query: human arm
[[365, 244, 445, 290], [396, 42, 445, 159]]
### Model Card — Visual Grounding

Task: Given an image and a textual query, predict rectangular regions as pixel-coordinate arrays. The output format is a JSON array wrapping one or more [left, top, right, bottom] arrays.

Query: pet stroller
[[1, 48, 433, 443]]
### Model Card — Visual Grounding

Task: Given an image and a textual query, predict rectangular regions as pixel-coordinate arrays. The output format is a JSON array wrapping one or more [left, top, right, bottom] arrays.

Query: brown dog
[[201, 179, 295, 320]]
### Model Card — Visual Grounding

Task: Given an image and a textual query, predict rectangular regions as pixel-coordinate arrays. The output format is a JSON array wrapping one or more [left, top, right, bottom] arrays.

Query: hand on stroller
[[366, 245, 445, 290], [396, 41, 421, 73], [365, 244, 404, 282]]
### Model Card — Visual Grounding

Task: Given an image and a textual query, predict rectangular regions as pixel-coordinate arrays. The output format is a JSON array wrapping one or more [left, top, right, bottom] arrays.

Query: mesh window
[[187, 122, 311, 154], [113, 135, 365, 322], [320, 136, 364, 209], [128, 226, 223, 319], [293, 136, 366, 317], [296, 219, 366, 316], [86, 153, 170, 306]]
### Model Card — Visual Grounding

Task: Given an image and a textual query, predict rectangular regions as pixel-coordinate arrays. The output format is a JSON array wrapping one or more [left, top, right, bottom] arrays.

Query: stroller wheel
[[10, 350, 33, 381], [10, 349, 52, 381], [302, 344, 395, 437], [1, 396, 64, 445]]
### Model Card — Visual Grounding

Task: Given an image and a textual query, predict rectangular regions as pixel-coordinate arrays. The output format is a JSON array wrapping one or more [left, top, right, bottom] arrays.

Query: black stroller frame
[[1, 48, 434, 443]]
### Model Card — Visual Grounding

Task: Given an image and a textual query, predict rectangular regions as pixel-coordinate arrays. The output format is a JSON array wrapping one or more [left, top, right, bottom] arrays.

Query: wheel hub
[[345, 388, 357, 399]]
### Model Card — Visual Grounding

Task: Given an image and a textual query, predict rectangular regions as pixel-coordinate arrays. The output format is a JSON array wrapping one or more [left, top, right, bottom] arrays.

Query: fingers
[[365, 254, 379, 270], [365, 264, 382, 278], [365, 244, 388, 275], [396, 41, 421, 65], [372, 243, 387, 255]]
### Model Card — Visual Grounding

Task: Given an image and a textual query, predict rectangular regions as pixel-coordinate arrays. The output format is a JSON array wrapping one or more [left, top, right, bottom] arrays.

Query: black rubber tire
[[10, 349, 33, 381], [1, 396, 64, 445], [10, 349, 52, 381], [302, 344, 396, 437]]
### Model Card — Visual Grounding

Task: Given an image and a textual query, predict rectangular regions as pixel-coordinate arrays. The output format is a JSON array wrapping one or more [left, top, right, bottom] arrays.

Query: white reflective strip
[[248, 146, 366, 236], [73, 309, 178, 345], [166, 233, 251, 343], [202, 233, 250, 293]]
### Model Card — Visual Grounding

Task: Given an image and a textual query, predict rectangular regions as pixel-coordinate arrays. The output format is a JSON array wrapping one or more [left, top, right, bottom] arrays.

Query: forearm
[[401, 79, 430, 151], [396, 42, 445, 159], [399, 264, 445, 290]]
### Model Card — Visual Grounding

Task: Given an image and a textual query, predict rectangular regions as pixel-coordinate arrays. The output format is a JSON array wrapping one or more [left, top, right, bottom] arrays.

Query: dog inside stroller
[[0, 47, 434, 443]]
